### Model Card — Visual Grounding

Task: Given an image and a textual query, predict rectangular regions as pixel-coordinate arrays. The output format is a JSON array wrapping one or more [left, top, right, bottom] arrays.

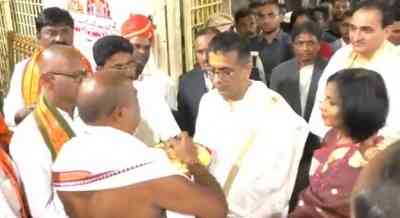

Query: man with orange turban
[[120, 14, 180, 147], [121, 14, 177, 110]]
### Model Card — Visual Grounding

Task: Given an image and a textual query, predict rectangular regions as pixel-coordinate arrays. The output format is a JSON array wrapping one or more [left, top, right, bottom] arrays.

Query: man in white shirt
[[121, 14, 177, 110], [93, 35, 180, 146], [4, 7, 75, 127], [308, 0, 400, 140], [52, 74, 228, 218], [9, 45, 87, 218], [194, 31, 309, 217]]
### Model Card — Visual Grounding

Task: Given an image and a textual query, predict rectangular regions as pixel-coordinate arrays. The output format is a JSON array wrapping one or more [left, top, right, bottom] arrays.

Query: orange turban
[[121, 14, 154, 41]]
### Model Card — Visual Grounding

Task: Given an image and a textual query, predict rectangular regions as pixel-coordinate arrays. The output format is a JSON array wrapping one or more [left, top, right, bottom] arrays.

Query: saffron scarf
[[33, 94, 75, 161]]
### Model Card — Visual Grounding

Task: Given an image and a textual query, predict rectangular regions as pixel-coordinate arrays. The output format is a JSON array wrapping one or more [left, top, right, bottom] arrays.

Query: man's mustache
[[51, 41, 69, 46]]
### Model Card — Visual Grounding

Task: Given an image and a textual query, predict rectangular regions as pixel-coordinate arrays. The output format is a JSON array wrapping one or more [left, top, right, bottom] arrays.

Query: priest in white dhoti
[[308, 1, 400, 140], [52, 74, 227, 218], [92, 35, 180, 147], [194, 31, 309, 217]]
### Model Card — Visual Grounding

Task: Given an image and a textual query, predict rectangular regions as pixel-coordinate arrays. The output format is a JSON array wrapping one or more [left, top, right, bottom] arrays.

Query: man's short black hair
[[290, 8, 313, 30], [353, 0, 394, 28], [291, 21, 322, 42], [93, 35, 133, 67], [312, 6, 330, 20], [195, 27, 219, 39], [208, 31, 250, 64], [342, 10, 353, 19], [249, 0, 266, 10], [35, 7, 74, 33], [234, 8, 256, 24], [248, 0, 281, 14], [393, 5, 400, 21], [352, 141, 400, 218], [327, 68, 389, 142]]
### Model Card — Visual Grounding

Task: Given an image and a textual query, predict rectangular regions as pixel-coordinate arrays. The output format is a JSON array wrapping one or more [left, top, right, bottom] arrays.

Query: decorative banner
[[43, 0, 158, 67]]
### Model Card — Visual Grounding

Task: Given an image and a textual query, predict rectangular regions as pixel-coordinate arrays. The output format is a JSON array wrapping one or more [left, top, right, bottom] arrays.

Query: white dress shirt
[[299, 64, 314, 117], [4, 59, 30, 128], [9, 109, 75, 218], [134, 80, 181, 146], [194, 81, 309, 217], [139, 56, 177, 110]]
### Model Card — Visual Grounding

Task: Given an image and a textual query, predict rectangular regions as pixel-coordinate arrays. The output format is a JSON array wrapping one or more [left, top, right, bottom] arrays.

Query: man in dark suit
[[270, 21, 328, 211], [177, 27, 219, 136]]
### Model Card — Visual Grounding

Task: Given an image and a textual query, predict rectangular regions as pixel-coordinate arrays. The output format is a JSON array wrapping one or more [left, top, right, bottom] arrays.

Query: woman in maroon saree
[[289, 68, 389, 218]]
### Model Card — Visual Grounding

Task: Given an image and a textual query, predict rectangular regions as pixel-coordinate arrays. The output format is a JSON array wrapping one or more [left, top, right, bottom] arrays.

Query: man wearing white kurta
[[9, 46, 86, 218], [308, 1, 400, 140], [92, 35, 180, 147], [194, 32, 309, 217], [4, 7, 75, 127]]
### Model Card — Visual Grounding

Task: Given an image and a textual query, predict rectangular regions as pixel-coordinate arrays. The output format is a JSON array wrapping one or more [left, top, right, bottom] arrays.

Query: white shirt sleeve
[[9, 116, 68, 218], [308, 50, 344, 138], [135, 81, 180, 145], [4, 59, 29, 128]]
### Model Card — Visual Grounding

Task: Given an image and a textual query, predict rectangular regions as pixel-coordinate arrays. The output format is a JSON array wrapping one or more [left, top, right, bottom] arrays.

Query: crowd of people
[[1, 0, 400, 217]]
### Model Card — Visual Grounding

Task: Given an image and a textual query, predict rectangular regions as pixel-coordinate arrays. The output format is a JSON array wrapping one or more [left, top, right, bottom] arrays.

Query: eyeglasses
[[106, 62, 138, 80], [49, 69, 87, 82], [207, 69, 234, 81], [109, 62, 136, 73]]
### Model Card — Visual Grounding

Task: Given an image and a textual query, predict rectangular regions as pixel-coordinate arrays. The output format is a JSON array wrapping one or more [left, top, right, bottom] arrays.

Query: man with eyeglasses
[[9, 45, 88, 218], [4, 7, 91, 127], [194, 31, 309, 217], [92, 35, 181, 147]]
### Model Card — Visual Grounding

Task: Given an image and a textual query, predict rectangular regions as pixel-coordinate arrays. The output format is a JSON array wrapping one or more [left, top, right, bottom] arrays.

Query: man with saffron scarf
[[0, 116, 30, 218], [120, 13, 177, 110], [9, 45, 87, 218], [4, 7, 91, 127]]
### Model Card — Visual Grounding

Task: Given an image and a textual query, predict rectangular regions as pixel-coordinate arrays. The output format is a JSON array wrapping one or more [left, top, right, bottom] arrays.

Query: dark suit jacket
[[176, 68, 208, 136], [270, 57, 327, 122], [271, 58, 328, 210]]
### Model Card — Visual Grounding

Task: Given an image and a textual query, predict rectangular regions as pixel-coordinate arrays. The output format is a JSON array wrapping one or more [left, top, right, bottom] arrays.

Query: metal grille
[[182, 0, 231, 71], [10, 0, 42, 37], [0, 0, 42, 95], [0, 0, 12, 96]]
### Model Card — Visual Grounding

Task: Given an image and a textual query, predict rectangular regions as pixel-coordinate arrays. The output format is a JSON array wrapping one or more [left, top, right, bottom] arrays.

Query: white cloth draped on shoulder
[[194, 81, 309, 217]]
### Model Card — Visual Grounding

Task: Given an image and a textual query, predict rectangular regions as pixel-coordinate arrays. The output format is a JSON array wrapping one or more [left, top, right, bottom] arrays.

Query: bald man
[[9, 45, 88, 218], [52, 74, 228, 218], [352, 140, 400, 218]]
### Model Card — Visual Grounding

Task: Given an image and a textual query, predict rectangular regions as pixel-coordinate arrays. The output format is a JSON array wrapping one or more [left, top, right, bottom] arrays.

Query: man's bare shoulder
[[58, 175, 189, 218]]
